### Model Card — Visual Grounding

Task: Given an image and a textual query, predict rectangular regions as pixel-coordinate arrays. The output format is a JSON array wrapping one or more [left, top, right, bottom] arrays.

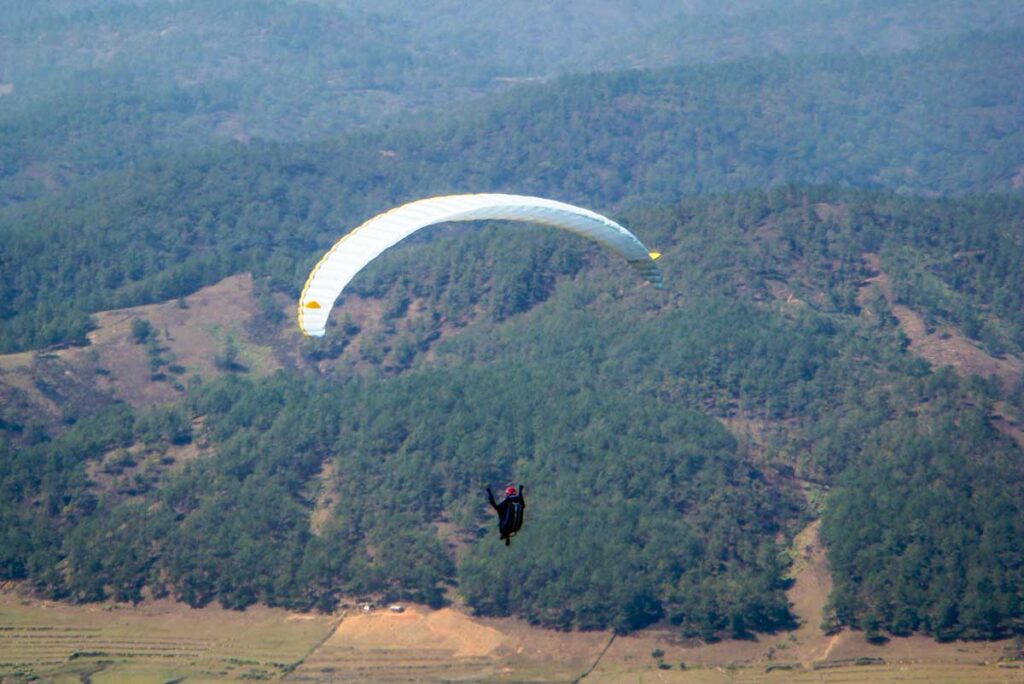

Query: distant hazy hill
[[2, 29, 1022, 352], [1, 0, 1021, 201]]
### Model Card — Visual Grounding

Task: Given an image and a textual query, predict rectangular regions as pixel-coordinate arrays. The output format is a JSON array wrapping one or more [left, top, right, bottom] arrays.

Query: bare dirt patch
[[309, 459, 338, 535], [991, 401, 1024, 449], [0, 273, 281, 421], [0, 348, 120, 436], [0, 357, 64, 421], [785, 521, 835, 666], [432, 517, 475, 564], [213, 113, 251, 142], [859, 253, 1022, 392], [292, 602, 618, 684], [21, 162, 63, 192], [765, 278, 809, 314], [87, 273, 281, 403], [813, 202, 849, 223], [858, 252, 895, 304], [334, 606, 504, 658], [291, 604, 610, 682], [719, 415, 801, 457], [1012, 165, 1024, 191], [892, 303, 1022, 388]]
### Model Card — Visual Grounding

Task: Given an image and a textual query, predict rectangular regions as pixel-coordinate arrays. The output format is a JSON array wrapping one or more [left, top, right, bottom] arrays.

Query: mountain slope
[[2, 188, 1021, 640], [3, 1, 1020, 203], [2, 30, 1023, 353]]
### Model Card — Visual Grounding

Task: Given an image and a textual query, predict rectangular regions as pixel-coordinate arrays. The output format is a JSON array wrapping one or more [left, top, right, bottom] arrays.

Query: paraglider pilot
[[487, 485, 525, 546]]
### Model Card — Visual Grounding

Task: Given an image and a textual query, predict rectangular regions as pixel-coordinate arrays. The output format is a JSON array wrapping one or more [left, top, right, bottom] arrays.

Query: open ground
[[2, 522, 1021, 683]]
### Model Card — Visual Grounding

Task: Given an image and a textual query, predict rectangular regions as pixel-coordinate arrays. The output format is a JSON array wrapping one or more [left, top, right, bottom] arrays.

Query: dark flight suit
[[488, 485, 525, 546]]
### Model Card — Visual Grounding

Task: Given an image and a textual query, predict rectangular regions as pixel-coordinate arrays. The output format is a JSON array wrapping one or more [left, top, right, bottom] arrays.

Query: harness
[[500, 497, 524, 538]]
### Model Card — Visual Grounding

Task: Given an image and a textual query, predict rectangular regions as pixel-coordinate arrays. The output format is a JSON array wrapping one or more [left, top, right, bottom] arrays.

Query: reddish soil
[[859, 253, 1022, 392], [1012, 165, 1024, 190], [0, 273, 279, 423], [309, 460, 338, 535]]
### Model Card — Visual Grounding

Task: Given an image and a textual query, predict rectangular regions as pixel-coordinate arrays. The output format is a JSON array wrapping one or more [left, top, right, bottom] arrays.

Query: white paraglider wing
[[298, 193, 663, 337]]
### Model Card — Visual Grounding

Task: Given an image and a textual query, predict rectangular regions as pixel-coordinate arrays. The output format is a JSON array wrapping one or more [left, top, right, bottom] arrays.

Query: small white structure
[[388, 604, 405, 613]]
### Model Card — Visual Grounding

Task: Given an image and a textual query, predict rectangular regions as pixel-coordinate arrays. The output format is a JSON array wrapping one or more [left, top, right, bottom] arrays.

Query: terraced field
[[288, 645, 499, 682], [0, 595, 337, 682], [2, 587, 1022, 683]]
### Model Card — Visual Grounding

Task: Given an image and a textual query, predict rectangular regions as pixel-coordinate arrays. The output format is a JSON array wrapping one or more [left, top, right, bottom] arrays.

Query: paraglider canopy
[[298, 193, 663, 337]]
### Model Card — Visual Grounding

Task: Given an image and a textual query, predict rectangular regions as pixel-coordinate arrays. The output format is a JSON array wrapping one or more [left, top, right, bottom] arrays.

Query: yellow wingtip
[[649, 251, 662, 261]]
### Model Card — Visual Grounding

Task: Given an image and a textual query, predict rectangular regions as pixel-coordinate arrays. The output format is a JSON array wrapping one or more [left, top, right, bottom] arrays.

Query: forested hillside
[[1, 187, 1021, 639], [1, 5, 1023, 647], [2, 29, 1023, 352]]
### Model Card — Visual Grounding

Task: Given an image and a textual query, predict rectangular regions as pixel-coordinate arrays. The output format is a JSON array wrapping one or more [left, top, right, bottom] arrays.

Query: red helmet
[[505, 486, 517, 497]]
